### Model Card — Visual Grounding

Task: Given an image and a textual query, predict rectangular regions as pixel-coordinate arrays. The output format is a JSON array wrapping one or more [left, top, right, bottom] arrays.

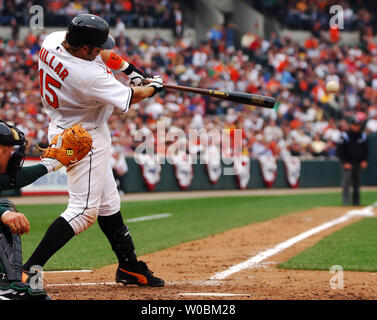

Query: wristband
[[119, 61, 129, 72], [106, 51, 124, 70]]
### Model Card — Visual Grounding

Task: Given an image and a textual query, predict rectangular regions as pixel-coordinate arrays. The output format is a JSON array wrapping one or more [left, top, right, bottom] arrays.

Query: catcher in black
[[0, 121, 92, 300], [336, 117, 368, 206]]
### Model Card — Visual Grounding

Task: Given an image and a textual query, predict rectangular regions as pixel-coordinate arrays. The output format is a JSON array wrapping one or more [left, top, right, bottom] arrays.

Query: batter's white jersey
[[38, 31, 133, 234], [38, 31, 133, 130]]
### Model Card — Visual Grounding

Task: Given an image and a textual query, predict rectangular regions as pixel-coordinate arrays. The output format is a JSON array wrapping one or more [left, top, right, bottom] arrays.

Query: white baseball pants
[[48, 123, 121, 234]]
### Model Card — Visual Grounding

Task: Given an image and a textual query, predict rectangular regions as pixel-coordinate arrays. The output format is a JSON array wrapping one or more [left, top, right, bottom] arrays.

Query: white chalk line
[[179, 293, 251, 297], [46, 282, 117, 287], [43, 270, 92, 274], [208, 205, 376, 281], [126, 213, 171, 223], [45, 281, 206, 287]]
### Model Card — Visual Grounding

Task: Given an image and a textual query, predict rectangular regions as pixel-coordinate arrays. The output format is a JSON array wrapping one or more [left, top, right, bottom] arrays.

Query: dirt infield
[[41, 202, 377, 300]]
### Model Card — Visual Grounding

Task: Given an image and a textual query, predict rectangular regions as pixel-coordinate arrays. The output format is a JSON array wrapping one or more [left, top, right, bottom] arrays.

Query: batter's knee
[[61, 207, 99, 235]]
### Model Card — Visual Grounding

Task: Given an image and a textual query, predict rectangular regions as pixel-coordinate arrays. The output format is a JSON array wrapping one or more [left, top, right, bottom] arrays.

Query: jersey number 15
[[39, 69, 62, 109]]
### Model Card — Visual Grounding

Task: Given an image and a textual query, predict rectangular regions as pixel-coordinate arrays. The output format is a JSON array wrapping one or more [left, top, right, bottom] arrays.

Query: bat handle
[[142, 78, 154, 85]]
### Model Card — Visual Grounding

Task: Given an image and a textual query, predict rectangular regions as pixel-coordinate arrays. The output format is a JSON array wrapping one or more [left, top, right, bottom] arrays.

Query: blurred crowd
[[0, 0, 181, 30], [1, 13, 377, 162], [248, 0, 376, 33]]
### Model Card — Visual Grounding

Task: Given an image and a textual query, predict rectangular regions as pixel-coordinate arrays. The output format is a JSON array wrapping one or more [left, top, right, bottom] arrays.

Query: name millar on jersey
[[39, 47, 69, 81]]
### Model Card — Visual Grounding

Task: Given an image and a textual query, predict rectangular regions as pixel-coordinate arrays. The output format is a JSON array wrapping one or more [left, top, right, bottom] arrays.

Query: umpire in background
[[337, 117, 368, 206]]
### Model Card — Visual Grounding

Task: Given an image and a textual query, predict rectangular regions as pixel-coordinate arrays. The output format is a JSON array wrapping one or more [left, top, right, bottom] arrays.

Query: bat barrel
[[155, 83, 276, 109], [209, 90, 276, 108]]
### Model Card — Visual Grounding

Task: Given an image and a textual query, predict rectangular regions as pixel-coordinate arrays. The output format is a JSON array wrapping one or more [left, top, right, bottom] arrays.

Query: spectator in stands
[[0, 0, 177, 28], [225, 22, 237, 48], [172, 1, 183, 37], [366, 109, 377, 133], [249, 0, 376, 33], [240, 31, 257, 59], [110, 141, 129, 195], [10, 18, 19, 42], [113, 17, 126, 39], [308, 132, 328, 157]]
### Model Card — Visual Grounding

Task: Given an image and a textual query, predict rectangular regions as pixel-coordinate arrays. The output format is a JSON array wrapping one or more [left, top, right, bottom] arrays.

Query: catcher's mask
[[0, 121, 28, 186]]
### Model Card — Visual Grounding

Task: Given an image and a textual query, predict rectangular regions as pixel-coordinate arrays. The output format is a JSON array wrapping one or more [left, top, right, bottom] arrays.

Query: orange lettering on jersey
[[43, 50, 49, 64], [38, 47, 69, 81], [44, 51, 49, 63], [54, 62, 63, 75], [39, 48, 45, 60], [48, 55, 55, 69], [59, 68, 69, 81], [40, 48, 46, 61]]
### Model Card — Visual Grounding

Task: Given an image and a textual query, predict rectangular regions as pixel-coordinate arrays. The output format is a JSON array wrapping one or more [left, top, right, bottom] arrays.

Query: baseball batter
[[22, 14, 165, 287]]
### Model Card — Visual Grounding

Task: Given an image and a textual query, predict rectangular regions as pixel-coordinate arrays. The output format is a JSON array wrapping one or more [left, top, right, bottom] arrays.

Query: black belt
[[57, 125, 98, 130]]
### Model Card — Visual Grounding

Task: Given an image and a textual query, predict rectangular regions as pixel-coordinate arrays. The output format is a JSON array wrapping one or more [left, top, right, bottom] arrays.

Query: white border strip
[[209, 206, 375, 281], [126, 213, 171, 223]]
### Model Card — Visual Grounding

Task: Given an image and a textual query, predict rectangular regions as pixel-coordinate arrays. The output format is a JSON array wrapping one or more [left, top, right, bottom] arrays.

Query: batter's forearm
[[100, 50, 141, 73], [100, 50, 147, 86], [131, 86, 156, 103]]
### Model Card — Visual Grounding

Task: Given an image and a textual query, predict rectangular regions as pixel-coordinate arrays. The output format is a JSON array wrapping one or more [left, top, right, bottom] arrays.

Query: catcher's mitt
[[41, 124, 93, 167]]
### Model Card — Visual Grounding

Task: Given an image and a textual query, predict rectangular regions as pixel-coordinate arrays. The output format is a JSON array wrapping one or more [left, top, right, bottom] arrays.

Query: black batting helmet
[[0, 121, 28, 186], [66, 14, 115, 49]]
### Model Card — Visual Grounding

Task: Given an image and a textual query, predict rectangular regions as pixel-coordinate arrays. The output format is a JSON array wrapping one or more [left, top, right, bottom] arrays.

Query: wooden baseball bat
[[163, 83, 276, 109], [143, 79, 276, 108]]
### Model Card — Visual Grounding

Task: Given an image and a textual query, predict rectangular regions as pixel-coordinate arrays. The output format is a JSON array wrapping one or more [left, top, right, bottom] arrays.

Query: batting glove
[[146, 76, 164, 97]]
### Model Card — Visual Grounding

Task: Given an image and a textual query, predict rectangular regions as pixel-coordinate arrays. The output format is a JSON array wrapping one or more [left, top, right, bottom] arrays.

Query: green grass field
[[279, 218, 377, 272], [17, 191, 377, 271]]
